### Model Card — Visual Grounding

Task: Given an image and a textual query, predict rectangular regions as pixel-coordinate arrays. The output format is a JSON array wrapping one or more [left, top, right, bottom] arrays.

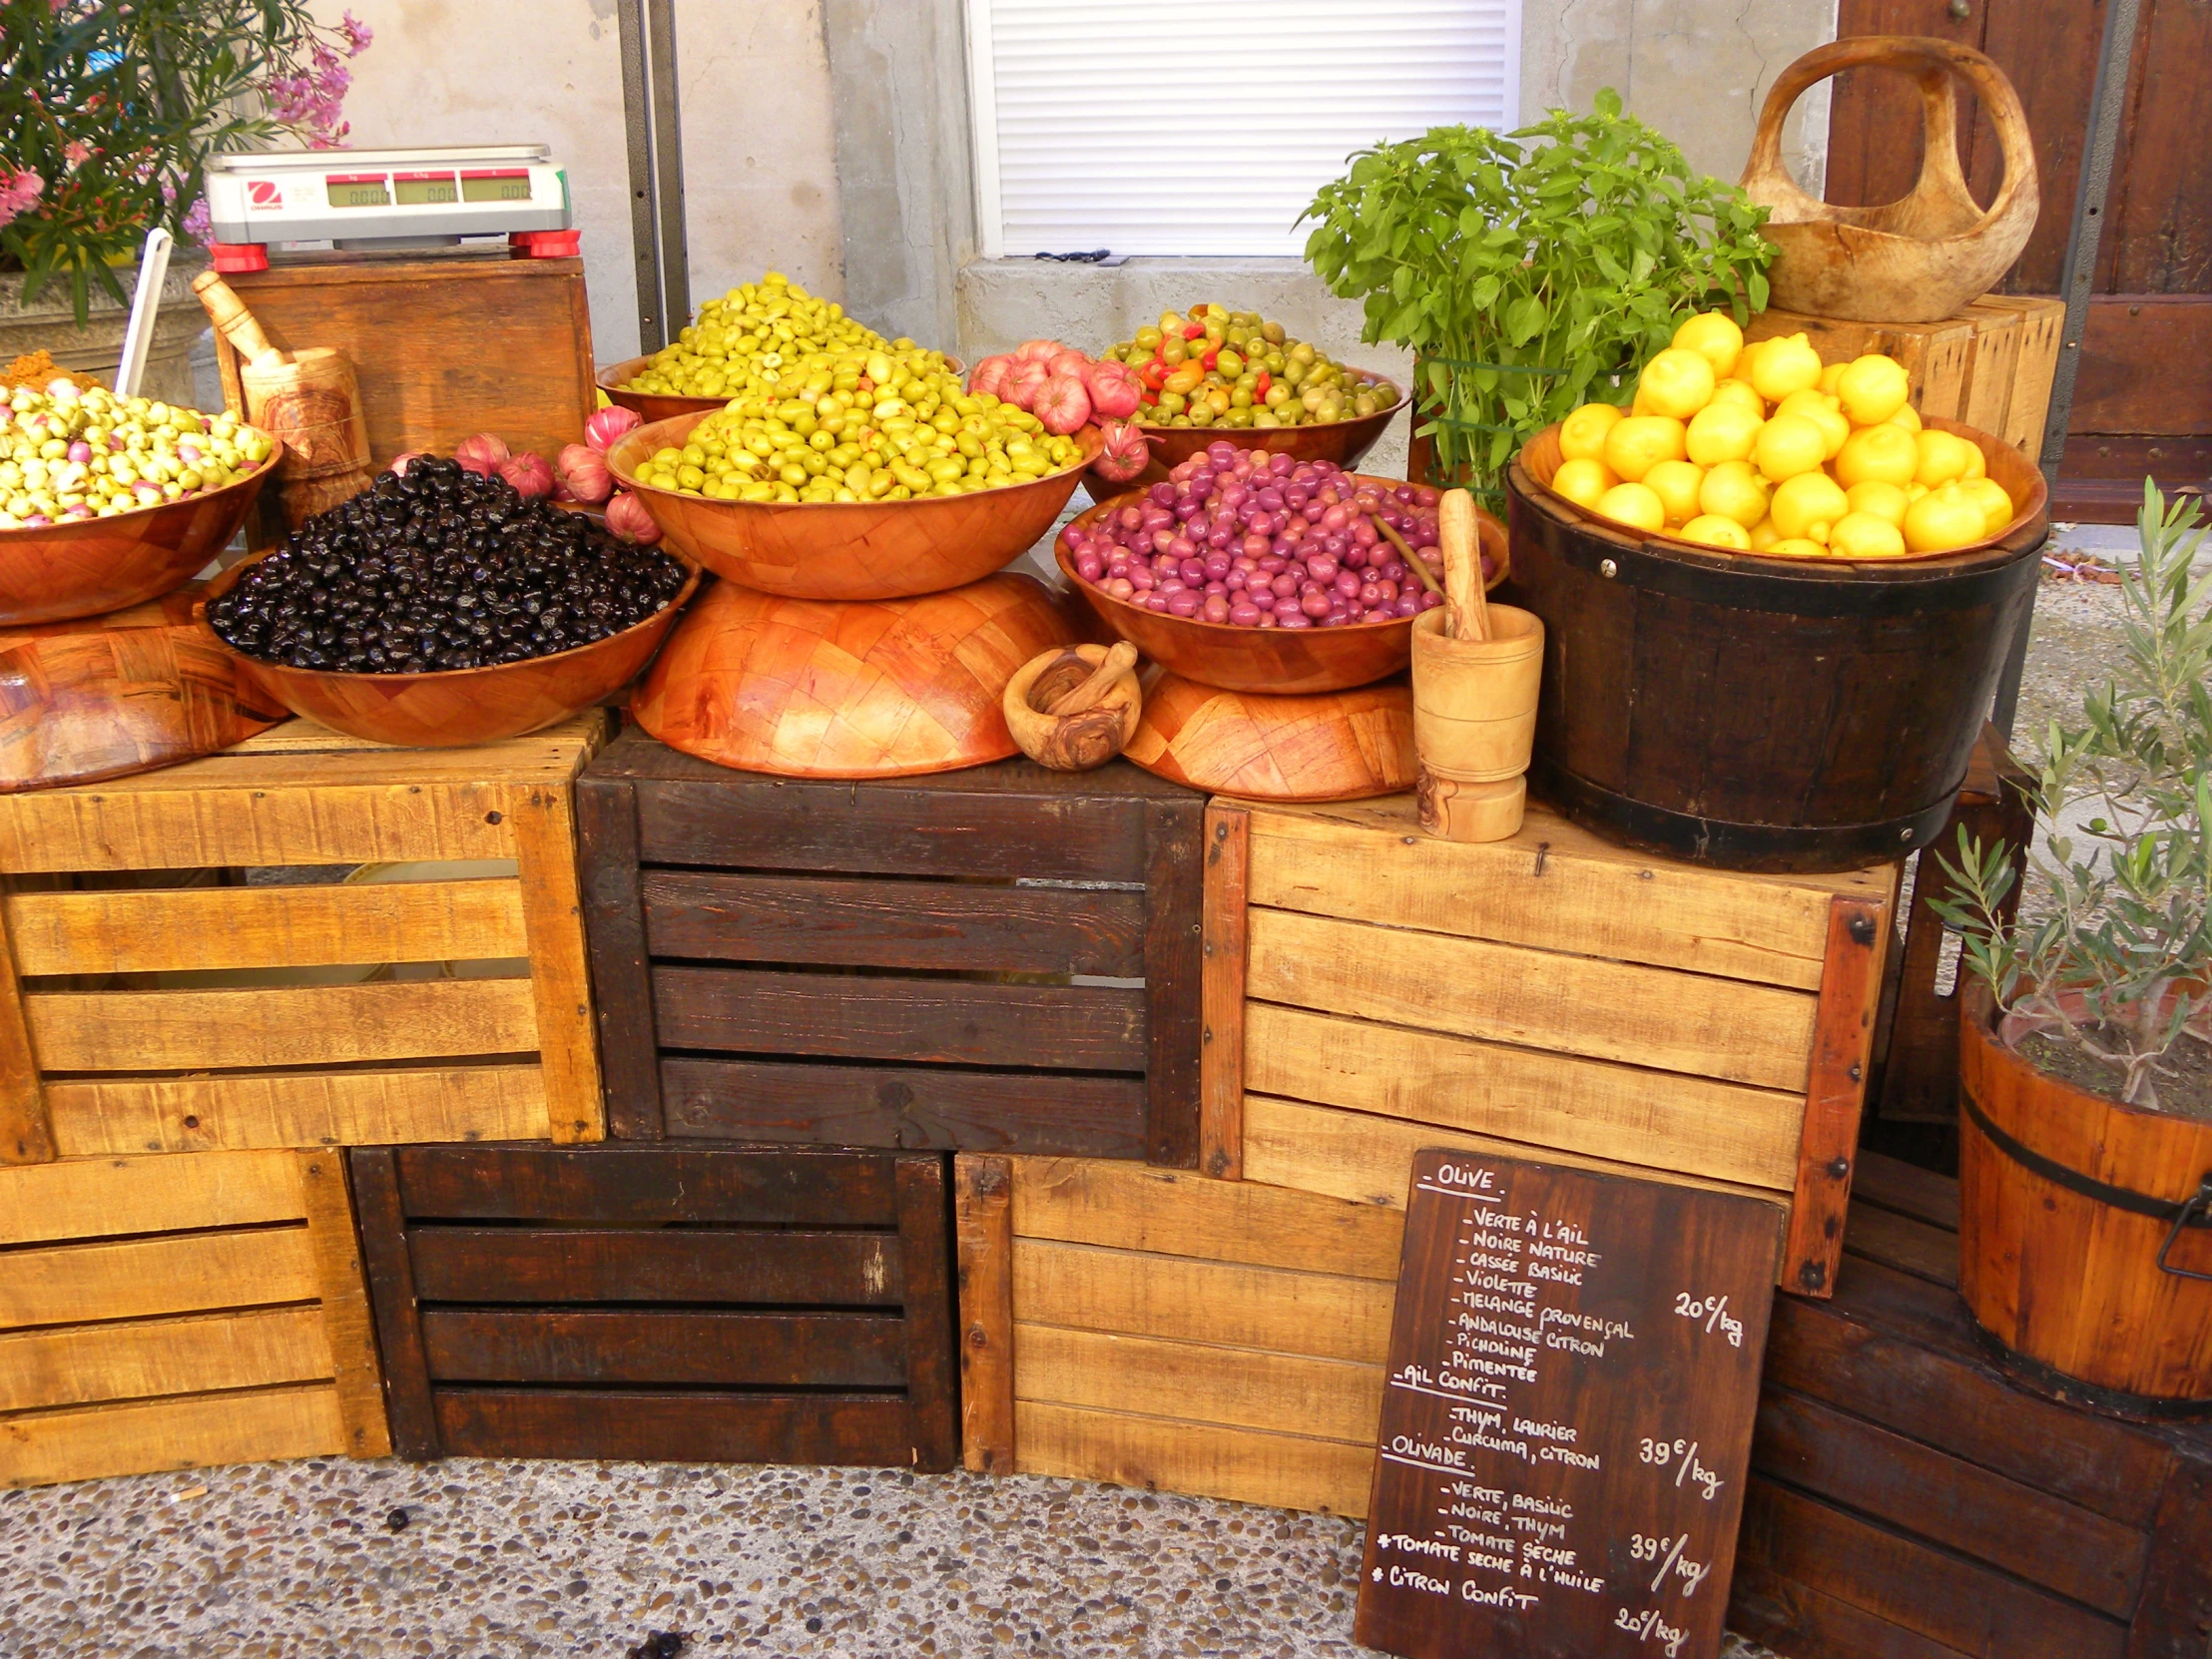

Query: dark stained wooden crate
[[576, 729, 1207, 1165], [350, 1143, 958, 1470], [1729, 1152, 2212, 1659]]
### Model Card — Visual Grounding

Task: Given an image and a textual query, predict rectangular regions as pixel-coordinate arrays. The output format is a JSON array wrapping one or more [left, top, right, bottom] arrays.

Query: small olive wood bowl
[[598, 353, 964, 425], [1001, 643, 1143, 771], [609, 413, 1100, 602], [0, 447, 280, 626], [1082, 367, 1406, 504], [194, 548, 702, 748], [1517, 415, 2049, 566], [1057, 479, 1507, 696]]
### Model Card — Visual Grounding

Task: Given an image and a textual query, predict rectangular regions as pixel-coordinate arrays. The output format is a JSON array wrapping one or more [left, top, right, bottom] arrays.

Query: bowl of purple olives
[[199, 455, 701, 747], [1055, 444, 1505, 696]]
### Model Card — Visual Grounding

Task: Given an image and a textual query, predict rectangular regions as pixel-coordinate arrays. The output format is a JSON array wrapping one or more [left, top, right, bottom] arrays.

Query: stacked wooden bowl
[[611, 416, 1091, 778]]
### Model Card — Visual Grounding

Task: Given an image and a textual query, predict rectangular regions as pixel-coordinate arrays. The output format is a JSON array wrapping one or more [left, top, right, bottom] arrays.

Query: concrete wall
[[317, 0, 845, 361]]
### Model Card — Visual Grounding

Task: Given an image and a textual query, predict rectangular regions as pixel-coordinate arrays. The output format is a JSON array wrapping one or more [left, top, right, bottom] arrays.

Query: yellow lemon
[[1775, 389, 1850, 459], [1833, 422, 1921, 489], [1747, 517, 1780, 551], [1637, 347, 1718, 419], [1837, 353, 1912, 426], [1559, 401, 1627, 463], [1551, 456, 1617, 510], [1888, 401, 1923, 432], [1771, 471, 1851, 544], [1915, 428, 1975, 488], [1602, 414, 1688, 483], [1643, 459, 1706, 526], [1846, 479, 1912, 528], [1706, 378, 1766, 419], [1671, 311, 1745, 379], [1699, 459, 1770, 528], [1770, 537, 1829, 558], [1904, 482, 1990, 553], [1677, 513, 1751, 551], [1829, 511, 1909, 560], [1728, 338, 1766, 386], [1751, 331, 1823, 402], [1685, 401, 1763, 466], [1595, 481, 1667, 534], [1907, 481, 1930, 502], [1752, 412, 1828, 482], [1958, 439, 1986, 480], [1960, 476, 2016, 536], [1818, 362, 1848, 395]]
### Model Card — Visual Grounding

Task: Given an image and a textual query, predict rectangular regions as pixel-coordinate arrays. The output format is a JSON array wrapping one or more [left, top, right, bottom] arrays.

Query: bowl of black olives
[[198, 455, 701, 747]]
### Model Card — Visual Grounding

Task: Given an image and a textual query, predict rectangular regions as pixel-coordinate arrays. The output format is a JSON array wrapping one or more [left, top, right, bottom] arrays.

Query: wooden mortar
[[1002, 642, 1142, 771]]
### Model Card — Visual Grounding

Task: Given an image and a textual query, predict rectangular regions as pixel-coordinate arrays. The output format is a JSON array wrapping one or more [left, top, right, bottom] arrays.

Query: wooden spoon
[[1439, 489, 1489, 642], [1372, 515, 1446, 601]]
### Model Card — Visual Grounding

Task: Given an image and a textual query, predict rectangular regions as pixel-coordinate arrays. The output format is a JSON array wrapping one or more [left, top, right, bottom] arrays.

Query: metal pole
[[617, 0, 689, 354], [1990, 0, 2140, 738]]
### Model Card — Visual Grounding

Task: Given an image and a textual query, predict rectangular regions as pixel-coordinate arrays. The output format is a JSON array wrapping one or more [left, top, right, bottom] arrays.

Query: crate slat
[[407, 1227, 903, 1308], [43, 1064, 547, 1159], [641, 870, 1148, 975], [651, 965, 1148, 1073], [0, 1145, 304, 1244], [0, 1382, 346, 1490], [1014, 1398, 1375, 1518], [1015, 1323, 1384, 1445], [0, 1306, 330, 1412], [2, 877, 526, 976], [0, 1226, 315, 1329], [417, 1308, 907, 1388], [26, 977, 538, 1073], [1247, 1002, 1806, 1193], [392, 1141, 900, 1227], [428, 1389, 925, 1465], [1013, 1236, 1393, 1364]]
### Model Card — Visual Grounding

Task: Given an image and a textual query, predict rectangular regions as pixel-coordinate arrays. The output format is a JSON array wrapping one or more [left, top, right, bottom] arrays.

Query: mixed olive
[[1097, 304, 1398, 429], [617, 272, 946, 402], [207, 457, 690, 673]]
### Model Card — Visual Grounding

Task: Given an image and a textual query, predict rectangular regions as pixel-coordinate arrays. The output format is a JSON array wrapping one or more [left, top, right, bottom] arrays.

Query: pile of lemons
[[1547, 312, 2016, 558]]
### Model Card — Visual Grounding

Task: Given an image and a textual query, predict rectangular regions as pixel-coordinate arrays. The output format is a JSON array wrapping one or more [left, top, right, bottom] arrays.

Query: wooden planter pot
[[1959, 987, 2212, 1409]]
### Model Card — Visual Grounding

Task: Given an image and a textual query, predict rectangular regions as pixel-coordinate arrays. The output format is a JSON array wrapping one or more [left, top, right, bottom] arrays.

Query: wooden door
[[1826, 0, 2211, 520]]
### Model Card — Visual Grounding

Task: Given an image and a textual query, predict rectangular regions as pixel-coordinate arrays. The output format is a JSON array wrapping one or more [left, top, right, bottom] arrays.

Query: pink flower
[[338, 10, 373, 54], [181, 198, 211, 241], [0, 170, 45, 232], [62, 141, 90, 168]]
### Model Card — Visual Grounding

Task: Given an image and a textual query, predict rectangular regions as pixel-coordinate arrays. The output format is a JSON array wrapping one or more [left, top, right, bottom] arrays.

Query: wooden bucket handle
[[1740, 36, 2037, 240]]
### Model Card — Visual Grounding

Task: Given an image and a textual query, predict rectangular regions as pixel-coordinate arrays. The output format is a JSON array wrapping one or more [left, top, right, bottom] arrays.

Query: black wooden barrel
[[1503, 434, 2046, 873]]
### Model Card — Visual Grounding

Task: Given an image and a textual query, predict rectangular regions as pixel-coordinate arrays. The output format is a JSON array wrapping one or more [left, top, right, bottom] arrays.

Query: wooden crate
[[1745, 295, 2067, 455], [956, 1153, 1403, 1516], [352, 1143, 958, 1469], [0, 715, 610, 1166], [1202, 796, 1898, 1296], [1730, 1153, 2212, 1659], [0, 1147, 388, 1487], [578, 730, 1206, 1164]]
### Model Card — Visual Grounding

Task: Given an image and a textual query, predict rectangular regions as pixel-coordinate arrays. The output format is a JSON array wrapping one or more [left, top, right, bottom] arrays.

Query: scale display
[[205, 146, 567, 248]]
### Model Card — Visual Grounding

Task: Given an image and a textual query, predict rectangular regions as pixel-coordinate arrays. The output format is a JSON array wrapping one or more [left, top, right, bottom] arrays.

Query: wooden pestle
[[1439, 489, 1489, 642], [192, 271, 284, 370], [1044, 641, 1139, 717]]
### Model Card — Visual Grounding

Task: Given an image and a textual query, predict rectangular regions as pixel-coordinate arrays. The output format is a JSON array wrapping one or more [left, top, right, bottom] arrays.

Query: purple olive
[[1230, 601, 1261, 627]]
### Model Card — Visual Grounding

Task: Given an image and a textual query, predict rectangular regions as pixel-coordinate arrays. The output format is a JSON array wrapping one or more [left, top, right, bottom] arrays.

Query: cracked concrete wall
[[318, 0, 845, 361]]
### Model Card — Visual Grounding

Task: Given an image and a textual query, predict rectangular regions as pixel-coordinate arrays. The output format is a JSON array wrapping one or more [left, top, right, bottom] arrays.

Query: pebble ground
[[0, 520, 2164, 1659]]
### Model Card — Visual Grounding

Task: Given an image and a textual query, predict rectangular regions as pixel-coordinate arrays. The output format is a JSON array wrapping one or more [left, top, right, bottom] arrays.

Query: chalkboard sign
[[1355, 1150, 1783, 1659]]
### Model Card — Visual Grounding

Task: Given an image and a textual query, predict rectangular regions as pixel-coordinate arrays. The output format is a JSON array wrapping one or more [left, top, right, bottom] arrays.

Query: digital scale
[[203, 145, 578, 272]]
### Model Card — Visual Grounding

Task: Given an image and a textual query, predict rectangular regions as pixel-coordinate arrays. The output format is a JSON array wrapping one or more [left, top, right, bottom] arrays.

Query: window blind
[[967, 0, 1521, 260]]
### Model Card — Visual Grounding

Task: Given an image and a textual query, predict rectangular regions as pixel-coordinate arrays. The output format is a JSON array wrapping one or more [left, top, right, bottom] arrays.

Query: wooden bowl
[[0, 585, 289, 792], [1517, 416, 2048, 566], [631, 572, 1078, 778], [1056, 478, 1508, 696], [608, 413, 1100, 601], [1083, 367, 1406, 504], [598, 353, 964, 425], [0, 450, 279, 627], [1124, 669, 1417, 802], [194, 550, 702, 748]]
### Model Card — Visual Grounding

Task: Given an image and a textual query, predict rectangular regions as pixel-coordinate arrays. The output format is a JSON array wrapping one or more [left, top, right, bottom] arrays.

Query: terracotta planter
[[1958, 984, 2212, 1412]]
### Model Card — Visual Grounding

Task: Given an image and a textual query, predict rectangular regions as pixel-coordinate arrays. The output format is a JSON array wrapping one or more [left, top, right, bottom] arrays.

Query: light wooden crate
[[1745, 295, 2065, 455], [1199, 797, 1898, 1297], [0, 715, 609, 1166], [0, 1147, 388, 1487], [956, 1154, 1402, 1517]]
